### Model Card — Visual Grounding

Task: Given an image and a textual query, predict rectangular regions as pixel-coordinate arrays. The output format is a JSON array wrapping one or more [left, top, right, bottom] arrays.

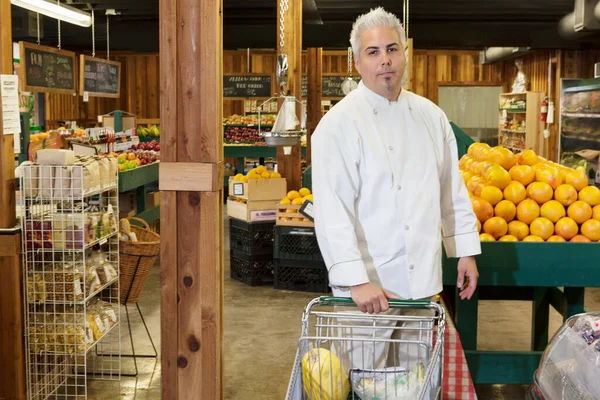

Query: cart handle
[[318, 296, 433, 307]]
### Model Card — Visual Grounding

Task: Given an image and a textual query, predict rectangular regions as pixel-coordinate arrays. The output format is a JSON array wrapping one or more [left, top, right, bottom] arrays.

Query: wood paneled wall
[[44, 54, 160, 128]]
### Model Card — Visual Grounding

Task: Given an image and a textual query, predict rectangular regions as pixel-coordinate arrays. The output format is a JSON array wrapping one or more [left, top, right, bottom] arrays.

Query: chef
[[311, 7, 482, 371]]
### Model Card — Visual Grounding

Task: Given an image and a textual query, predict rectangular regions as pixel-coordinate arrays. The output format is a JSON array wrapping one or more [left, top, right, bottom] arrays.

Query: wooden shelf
[[498, 91, 544, 156]]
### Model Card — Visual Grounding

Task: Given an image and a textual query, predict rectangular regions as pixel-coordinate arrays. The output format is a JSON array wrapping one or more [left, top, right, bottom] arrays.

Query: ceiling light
[[11, 0, 92, 27]]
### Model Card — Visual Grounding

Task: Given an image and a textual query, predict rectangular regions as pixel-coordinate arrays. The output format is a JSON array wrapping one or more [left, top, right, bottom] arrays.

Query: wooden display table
[[119, 162, 160, 224]]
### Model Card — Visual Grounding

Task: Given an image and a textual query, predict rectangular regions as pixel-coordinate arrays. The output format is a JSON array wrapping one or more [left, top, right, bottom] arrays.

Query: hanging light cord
[[57, 0, 61, 49], [106, 15, 110, 60], [91, 9, 95, 57], [36, 13, 40, 45]]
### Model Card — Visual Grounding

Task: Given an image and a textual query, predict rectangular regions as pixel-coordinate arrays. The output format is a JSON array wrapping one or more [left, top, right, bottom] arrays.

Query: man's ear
[[354, 56, 361, 75]]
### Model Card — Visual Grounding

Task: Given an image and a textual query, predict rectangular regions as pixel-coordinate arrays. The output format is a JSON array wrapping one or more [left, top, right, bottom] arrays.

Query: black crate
[[274, 259, 329, 293], [230, 250, 274, 286], [229, 218, 275, 256], [273, 226, 323, 262]]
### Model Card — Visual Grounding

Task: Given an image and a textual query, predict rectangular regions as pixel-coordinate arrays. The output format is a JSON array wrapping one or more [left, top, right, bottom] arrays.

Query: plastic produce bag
[[349, 363, 425, 400]]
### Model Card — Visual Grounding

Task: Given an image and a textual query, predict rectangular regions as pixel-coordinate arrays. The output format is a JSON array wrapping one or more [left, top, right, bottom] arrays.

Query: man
[[311, 7, 481, 370]]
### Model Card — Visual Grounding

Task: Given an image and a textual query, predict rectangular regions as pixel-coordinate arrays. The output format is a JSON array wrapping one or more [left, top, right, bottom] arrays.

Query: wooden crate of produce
[[227, 197, 278, 222], [276, 204, 314, 227], [228, 177, 286, 201]]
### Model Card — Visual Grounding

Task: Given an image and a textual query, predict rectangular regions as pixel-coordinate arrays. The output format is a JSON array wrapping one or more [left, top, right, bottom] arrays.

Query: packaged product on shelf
[[38, 166, 55, 197], [86, 308, 107, 341], [20, 161, 39, 197], [101, 302, 118, 328], [44, 262, 84, 302], [72, 157, 101, 195], [53, 166, 73, 199], [26, 272, 46, 302], [35, 149, 76, 165], [90, 252, 118, 285], [85, 264, 102, 294], [53, 213, 85, 250], [106, 156, 118, 184], [95, 156, 110, 189], [25, 220, 53, 249]]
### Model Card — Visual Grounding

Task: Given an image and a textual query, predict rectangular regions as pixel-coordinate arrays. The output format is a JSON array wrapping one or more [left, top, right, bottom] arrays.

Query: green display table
[[443, 242, 599, 384], [118, 162, 160, 224]]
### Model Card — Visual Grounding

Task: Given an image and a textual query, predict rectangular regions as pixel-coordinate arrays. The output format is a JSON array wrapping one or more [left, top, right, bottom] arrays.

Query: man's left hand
[[457, 256, 479, 300]]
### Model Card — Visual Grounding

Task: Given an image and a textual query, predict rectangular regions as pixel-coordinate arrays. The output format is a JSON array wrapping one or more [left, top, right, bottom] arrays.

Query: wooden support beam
[[0, 0, 16, 229], [160, 0, 224, 398], [306, 48, 322, 167], [276, 0, 303, 190], [0, 232, 25, 400]]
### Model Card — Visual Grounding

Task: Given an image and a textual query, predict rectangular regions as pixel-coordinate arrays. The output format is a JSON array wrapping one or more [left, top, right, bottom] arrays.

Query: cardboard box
[[146, 192, 160, 208], [227, 198, 278, 222], [228, 177, 286, 201]]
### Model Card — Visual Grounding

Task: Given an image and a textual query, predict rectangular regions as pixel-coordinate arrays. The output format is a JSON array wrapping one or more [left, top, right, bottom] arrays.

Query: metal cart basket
[[286, 296, 446, 400]]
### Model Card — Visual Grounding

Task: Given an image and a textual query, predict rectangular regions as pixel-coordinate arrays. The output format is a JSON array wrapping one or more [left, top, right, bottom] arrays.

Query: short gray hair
[[350, 7, 407, 59]]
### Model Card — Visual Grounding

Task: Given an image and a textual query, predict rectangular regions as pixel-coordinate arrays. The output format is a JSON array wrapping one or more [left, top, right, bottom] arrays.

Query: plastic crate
[[273, 226, 323, 262], [229, 250, 274, 286], [229, 218, 275, 256], [274, 259, 329, 293]]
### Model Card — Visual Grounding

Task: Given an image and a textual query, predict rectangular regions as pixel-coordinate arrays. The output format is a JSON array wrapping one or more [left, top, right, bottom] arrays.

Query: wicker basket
[[119, 217, 160, 305]]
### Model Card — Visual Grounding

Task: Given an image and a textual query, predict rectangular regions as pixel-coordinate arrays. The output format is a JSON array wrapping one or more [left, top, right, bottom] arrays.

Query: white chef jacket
[[311, 81, 481, 300]]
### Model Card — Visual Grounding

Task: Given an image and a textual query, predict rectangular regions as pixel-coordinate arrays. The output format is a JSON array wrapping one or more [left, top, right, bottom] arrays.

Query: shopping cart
[[286, 296, 446, 400]]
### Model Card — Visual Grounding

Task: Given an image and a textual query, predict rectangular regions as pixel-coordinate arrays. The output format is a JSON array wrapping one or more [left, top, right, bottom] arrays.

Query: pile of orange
[[462, 144, 600, 243]]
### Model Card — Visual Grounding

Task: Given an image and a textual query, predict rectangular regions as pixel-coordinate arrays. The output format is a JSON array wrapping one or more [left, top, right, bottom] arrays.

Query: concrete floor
[[84, 211, 600, 399]]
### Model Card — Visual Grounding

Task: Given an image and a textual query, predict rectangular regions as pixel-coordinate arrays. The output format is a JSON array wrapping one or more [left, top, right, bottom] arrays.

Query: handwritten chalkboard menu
[[223, 75, 272, 97], [322, 76, 361, 98], [20, 42, 76, 94], [79, 55, 121, 98]]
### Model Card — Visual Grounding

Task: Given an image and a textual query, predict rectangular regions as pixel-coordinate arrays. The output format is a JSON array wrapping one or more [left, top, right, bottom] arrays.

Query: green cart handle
[[318, 296, 433, 307]]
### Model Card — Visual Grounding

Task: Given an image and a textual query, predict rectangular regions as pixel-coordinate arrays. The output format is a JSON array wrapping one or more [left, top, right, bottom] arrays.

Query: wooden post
[[0, 0, 16, 229], [306, 48, 322, 167], [0, 2, 25, 399], [159, 0, 224, 399], [276, 0, 302, 190]]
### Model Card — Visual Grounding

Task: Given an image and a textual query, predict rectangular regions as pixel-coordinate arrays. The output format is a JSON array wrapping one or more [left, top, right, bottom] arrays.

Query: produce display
[[279, 187, 313, 223], [31, 127, 86, 142], [224, 125, 270, 144], [562, 91, 600, 114], [137, 125, 161, 138], [231, 164, 281, 182], [462, 144, 600, 242], [115, 140, 160, 171], [223, 114, 276, 125]]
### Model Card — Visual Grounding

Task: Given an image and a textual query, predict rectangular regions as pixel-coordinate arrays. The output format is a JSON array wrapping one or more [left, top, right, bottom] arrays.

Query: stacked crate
[[273, 225, 329, 293], [227, 176, 286, 286]]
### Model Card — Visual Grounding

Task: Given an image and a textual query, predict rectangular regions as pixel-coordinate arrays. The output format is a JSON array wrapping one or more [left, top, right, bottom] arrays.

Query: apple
[[155, 144, 160, 152]]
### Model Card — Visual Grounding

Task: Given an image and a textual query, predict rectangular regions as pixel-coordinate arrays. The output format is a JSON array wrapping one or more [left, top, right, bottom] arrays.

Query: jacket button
[[404, 225, 409, 231], [396, 184, 401, 191], [373, 109, 378, 115], [409, 264, 414, 270]]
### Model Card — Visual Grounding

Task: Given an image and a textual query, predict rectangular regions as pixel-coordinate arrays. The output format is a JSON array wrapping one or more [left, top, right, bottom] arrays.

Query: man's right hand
[[350, 282, 399, 314]]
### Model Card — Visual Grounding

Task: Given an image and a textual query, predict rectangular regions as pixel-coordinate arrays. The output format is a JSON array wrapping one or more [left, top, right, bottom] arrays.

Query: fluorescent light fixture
[[11, 0, 92, 27]]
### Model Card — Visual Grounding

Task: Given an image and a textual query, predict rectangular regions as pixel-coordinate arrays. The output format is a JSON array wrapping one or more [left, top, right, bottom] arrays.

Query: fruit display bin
[[229, 218, 275, 256], [273, 226, 323, 263], [118, 162, 160, 225], [276, 204, 314, 228], [442, 241, 600, 386], [230, 249, 274, 286]]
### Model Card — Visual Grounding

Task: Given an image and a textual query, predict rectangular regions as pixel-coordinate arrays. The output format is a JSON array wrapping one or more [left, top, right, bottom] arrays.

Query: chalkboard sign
[[223, 75, 272, 97], [322, 76, 361, 98], [19, 41, 76, 94], [79, 56, 121, 98]]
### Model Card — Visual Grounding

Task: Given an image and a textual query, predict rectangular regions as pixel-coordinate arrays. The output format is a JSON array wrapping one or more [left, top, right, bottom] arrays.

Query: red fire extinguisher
[[541, 98, 548, 122]]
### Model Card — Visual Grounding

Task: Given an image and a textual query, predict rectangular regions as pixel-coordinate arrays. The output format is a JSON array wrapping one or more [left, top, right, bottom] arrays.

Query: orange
[[499, 235, 518, 242], [479, 233, 496, 242], [547, 235, 566, 242], [581, 219, 600, 241], [508, 220, 529, 240], [481, 186, 503, 206], [529, 217, 555, 240], [570, 235, 592, 243], [509, 165, 535, 186], [554, 184, 578, 207], [462, 171, 475, 185], [555, 217, 579, 240], [540, 200, 566, 223], [477, 219, 482, 233], [593, 205, 600, 221], [488, 147, 517, 170], [578, 186, 600, 207], [494, 200, 517, 223], [536, 167, 564, 190], [467, 176, 486, 197], [471, 196, 494, 223], [565, 169, 588, 191], [485, 165, 512, 190], [523, 235, 544, 242], [459, 154, 473, 170], [483, 216, 508, 239], [567, 201, 593, 224], [516, 199, 540, 225], [518, 149, 539, 166], [503, 181, 527, 205], [527, 182, 553, 205]]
